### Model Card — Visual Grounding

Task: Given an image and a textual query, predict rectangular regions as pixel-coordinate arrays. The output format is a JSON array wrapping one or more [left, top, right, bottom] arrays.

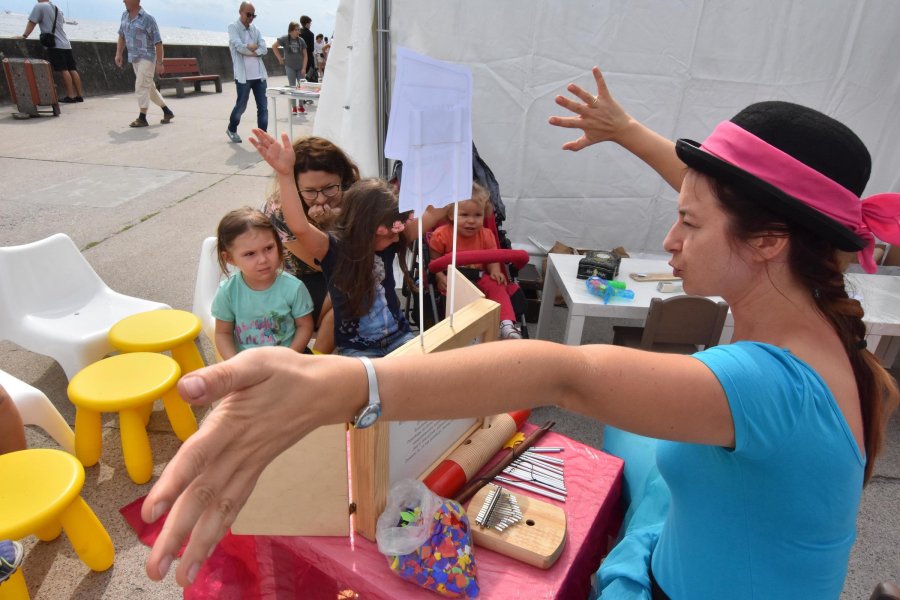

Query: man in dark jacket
[[299, 15, 317, 82]]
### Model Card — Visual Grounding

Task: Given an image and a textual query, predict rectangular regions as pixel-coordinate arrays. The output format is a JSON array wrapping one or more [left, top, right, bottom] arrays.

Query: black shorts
[[47, 48, 77, 72], [298, 271, 327, 324]]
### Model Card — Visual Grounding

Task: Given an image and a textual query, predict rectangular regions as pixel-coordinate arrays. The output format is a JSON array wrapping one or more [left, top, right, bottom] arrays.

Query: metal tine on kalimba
[[475, 485, 523, 532]]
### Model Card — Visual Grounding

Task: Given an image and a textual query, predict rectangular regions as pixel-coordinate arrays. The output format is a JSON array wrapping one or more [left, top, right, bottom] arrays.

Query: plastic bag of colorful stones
[[375, 479, 479, 598]]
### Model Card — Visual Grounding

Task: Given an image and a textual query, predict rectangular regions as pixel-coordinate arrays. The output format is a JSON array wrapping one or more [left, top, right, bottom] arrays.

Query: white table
[[534, 254, 727, 345], [846, 273, 900, 365], [536, 253, 900, 365], [265, 86, 319, 140]]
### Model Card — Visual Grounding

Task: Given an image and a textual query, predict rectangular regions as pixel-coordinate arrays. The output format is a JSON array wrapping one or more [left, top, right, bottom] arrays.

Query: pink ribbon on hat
[[700, 121, 900, 273]]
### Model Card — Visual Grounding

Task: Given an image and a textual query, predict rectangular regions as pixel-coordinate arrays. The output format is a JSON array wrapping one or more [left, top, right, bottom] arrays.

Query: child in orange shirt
[[428, 183, 521, 339]]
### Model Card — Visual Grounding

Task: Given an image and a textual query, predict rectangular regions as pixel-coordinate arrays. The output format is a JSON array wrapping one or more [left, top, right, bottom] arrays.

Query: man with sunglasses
[[226, 2, 268, 143]]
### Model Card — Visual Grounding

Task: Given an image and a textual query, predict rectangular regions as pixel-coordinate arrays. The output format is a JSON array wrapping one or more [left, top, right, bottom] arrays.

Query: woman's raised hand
[[142, 347, 342, 587], [548, 67, 632, 151], [249, 129, 296, 175]]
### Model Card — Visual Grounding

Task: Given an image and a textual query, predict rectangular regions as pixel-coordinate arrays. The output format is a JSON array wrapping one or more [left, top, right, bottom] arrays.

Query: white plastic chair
[[0, 234, 170, 379], [0, 368, 75, 453], [192, 236, 231, 346]]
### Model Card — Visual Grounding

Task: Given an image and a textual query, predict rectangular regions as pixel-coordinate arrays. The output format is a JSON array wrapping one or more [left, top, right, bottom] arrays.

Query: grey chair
[[612, 295, 729, 354]]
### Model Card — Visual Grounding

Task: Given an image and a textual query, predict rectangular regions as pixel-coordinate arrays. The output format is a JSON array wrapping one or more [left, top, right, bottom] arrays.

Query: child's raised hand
[[249, 129, 295, 175]]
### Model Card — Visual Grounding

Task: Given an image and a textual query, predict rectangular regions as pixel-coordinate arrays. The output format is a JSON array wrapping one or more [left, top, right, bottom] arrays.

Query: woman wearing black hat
[[142, 69, 900, 598]]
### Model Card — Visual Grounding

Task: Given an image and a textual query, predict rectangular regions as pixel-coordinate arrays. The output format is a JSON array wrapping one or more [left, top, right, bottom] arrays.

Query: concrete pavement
[[1, 76, 898, 599]]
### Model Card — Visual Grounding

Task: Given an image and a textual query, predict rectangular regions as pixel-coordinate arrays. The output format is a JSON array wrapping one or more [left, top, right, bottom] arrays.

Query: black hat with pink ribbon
[[675, 101, 900, 273]]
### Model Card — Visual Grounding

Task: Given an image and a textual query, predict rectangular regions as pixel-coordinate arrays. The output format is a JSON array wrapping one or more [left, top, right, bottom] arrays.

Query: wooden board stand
[[351, 269, 501, 540], [468, 485, 567, 569], [231, 423, 350, 536]]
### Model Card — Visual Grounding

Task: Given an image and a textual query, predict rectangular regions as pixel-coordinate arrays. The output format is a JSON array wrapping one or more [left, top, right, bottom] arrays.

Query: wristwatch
[[351, 356, 382, 429]]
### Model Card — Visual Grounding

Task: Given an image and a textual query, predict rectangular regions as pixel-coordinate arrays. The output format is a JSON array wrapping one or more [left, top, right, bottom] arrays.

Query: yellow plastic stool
[[0, 569, 28, 600], [0, 449, 115, 599], [67, 352, 197, 484], [108, 309, 205, 376]]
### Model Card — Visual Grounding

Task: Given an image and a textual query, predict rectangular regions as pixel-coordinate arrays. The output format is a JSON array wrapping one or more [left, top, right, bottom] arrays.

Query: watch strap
[[354, 356, 381, 424]]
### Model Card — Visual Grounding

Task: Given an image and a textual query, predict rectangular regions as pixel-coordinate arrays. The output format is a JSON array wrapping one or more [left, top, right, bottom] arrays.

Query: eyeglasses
[[299, 184, 342, 201], [245, 12, 257, 18]]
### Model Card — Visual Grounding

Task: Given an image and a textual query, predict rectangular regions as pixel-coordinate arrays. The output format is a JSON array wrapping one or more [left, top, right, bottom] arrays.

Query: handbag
[[39, 5, 59, 48]]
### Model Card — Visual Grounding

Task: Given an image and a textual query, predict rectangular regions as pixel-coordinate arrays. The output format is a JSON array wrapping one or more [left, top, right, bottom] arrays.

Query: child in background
[[271, 22, 308, 114], [429, 183, 522, 339], [212, 207, 315, 360], [250, 129, 448, 357]]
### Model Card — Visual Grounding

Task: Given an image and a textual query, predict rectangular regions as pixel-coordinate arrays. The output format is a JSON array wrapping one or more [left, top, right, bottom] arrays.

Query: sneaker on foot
[[60, 96, 77, 103], [0, 540, 24, 584], [226, 129, 242, 143], [499, 320, 522, 340], [297, 104, 306, 113], [160, 111, 174, 124], [75, 96, 84, 102], [129, 117, 149, 128]]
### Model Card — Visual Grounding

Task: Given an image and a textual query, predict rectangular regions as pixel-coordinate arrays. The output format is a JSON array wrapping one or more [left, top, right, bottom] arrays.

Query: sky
[[1, 0, 339, 39]]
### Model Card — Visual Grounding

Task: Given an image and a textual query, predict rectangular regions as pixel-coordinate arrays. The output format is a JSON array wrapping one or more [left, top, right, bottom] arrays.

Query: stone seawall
[[0, 38, 281, 105]]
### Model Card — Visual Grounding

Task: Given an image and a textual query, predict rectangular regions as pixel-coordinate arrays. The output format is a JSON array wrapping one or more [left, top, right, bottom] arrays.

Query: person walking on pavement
[[115, 0, 174, 127], [226, 2, 268, 143], [298, 15, 316, 83], [20, 0, 85, 103]]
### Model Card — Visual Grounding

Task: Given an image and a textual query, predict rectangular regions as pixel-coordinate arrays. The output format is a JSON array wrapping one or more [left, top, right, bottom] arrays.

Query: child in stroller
[[428, 183, 523, 339]]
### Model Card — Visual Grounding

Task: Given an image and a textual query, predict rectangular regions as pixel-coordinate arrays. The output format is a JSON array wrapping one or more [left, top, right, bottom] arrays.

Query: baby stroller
[[393, 144, 532, 337]]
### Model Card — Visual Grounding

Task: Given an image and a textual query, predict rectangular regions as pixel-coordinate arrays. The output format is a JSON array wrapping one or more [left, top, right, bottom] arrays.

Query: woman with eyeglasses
[[263, 136, 359, 354]]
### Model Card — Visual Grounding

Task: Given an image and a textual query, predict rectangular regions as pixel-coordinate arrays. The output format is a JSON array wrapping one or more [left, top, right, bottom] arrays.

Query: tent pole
[[375, 0, 391, 179]]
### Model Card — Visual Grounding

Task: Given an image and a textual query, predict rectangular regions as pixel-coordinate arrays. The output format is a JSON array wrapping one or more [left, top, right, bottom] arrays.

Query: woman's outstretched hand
[[548, 66, 632, 151], [249, 129, 296, 175], [142, 347, 341, 587]]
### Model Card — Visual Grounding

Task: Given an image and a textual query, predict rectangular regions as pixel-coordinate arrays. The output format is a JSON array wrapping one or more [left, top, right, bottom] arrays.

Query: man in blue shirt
[[226, 2, 268, 143], [115, 0, 174, 127]]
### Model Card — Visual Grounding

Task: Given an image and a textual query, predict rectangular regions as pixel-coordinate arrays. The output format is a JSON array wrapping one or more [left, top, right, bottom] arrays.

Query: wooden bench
[[155, 58, 222, 98]]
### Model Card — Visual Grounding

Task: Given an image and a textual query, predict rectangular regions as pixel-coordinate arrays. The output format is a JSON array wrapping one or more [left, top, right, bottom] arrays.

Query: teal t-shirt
[[652, 342, 864, 599], [211, 271, 313, 352]]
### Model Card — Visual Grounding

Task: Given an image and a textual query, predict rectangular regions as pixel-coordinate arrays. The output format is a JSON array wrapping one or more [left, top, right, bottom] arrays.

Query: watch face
[[355, 405, 381, 429]]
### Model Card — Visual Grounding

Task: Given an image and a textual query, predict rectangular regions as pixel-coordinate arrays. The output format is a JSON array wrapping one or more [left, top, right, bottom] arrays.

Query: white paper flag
[[385, 47, 473, 213]]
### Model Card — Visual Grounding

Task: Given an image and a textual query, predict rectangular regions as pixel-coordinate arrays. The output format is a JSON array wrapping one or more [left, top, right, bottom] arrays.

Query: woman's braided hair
[[715, 180, 898, 483]]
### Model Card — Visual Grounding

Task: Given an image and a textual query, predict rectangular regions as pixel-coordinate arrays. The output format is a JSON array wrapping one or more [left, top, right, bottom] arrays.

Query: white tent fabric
[[313, 0, 380, 177], [317, 0, 900, 254]]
